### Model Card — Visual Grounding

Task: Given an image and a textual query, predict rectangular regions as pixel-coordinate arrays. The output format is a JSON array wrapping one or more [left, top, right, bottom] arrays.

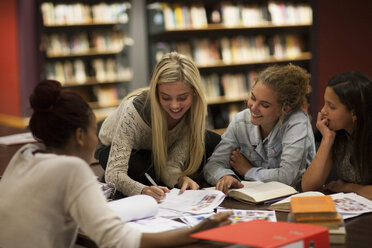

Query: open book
[[269, 191, 325, 212], [205, 181, 297, 204]]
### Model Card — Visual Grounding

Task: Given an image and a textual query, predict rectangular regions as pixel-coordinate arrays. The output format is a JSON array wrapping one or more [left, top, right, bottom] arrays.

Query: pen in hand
[[144, 173, 170, 202], [145, 172, 158, 186]]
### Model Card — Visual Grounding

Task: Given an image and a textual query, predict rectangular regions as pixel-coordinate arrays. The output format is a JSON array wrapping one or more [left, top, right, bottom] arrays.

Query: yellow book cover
[[290, 195, 338, 220]]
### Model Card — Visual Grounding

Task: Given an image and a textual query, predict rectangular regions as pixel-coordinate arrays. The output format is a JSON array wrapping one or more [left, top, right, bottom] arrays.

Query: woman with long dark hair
[[302, 71, 372, 200]]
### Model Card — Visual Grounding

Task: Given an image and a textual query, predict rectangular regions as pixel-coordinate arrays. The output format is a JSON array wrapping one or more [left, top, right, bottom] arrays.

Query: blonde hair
[[148, 52, 207, 181], [254, 64, 311, 118]]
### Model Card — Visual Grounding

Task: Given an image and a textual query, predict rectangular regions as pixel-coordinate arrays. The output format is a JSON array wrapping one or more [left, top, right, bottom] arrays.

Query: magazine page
[[159, 188, 225, 214], [217, 207, 277, 223], [331, 192, 372, 217], [126, 216, 188, 233]]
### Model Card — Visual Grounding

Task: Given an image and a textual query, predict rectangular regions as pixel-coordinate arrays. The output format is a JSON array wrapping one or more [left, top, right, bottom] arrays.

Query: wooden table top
[[1, 124, 371, 248]]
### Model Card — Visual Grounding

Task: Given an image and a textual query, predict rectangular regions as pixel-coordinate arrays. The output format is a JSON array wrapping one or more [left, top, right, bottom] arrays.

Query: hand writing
[[142, 186, 170, 203]]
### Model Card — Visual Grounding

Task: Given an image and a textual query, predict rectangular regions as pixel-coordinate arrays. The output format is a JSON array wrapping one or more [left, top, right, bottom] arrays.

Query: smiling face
[[321, 87, 355, 134], [247, 81, 282, 137], [158, 81, 194, 128]]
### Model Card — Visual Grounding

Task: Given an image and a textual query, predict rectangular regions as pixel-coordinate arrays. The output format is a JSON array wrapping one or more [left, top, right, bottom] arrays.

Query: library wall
[[39, 1, 133, 120], [146, 0, 313, 131], [312, 0, 372, 112], [0, 0, 21, 116]]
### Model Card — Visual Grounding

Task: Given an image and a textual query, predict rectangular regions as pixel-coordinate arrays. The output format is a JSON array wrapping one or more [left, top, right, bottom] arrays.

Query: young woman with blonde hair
[[204, 64, 316, 193], [97, 52, 220, 201]]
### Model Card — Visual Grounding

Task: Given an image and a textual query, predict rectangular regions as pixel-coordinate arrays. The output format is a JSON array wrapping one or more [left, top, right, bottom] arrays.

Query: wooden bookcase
[[38, 1, 133, 120], [146, 0, 313, 130]]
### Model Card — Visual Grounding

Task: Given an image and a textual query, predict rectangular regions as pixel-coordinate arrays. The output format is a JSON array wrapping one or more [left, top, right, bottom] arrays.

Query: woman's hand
[[178, 176, 200, 193], [316, 112, 336, 141], [140, 212, 232, 247], [216, 175, 244, 195], [191, 212, 232, 234], [324, 180, 350, 193], [142, 186, 170, 203], [230, 148, 252, 177]]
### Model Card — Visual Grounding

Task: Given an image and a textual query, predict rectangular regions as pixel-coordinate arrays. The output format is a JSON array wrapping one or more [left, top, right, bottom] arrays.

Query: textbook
[[328, 225, 346, 244], [269, 191, 325, 212], [191, 220, 330, 248], [290, 196, 338, 221], [206, 181, 298, 204]]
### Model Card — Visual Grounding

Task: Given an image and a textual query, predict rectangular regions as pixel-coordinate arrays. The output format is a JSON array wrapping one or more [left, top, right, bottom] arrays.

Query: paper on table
[[180, 213, 214, 226], [331, 192, 372, 218], [159, 188, 225, 214], [126, 216, 188, 233], [0, 132, 37, 146], [108, 195, 158, 222], [217, 208, 277, 223]]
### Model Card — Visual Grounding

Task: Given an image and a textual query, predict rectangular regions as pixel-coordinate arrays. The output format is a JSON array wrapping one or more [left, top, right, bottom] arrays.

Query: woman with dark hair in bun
[[0, 80, 231, 248]]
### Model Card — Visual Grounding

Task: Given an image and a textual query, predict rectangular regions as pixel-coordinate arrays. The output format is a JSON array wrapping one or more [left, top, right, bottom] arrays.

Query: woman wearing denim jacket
[[204, 64, 316, 193]]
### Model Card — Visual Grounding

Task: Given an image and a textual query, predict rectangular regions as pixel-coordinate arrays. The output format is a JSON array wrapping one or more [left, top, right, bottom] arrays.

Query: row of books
[[201, 71, 256, 100], [149, 3, 208, 30], [207, 103, 245, 130], [69, 83, 127, 109], [152, 34, 305, 66], [149, 1, 312, 31], [41, 2, 131, 26], [42, 31, 129, 57], [45, 59, 132, 86]]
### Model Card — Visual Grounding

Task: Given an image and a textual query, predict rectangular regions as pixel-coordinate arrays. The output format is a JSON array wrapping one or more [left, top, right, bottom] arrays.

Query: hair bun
[[30, 80, 62, 112]]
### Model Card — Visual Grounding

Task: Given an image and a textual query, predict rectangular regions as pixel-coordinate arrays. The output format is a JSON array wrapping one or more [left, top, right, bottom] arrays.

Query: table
[[1, 124, 371, 248]]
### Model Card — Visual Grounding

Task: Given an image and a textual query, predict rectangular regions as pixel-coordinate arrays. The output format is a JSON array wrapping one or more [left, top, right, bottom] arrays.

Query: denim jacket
[[204, 109, 315, 188]]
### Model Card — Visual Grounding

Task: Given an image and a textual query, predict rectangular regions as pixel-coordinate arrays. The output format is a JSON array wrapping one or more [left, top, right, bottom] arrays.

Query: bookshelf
[[39, 1, 133, 120], [146, 0, 313, 130]]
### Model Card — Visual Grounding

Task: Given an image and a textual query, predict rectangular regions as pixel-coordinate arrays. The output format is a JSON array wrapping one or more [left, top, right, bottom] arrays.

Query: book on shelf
[[191, 219, 330, 248], [41, 2, 130, 26], [94, 85, 119, 107], [205, 181, 298, 204]]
